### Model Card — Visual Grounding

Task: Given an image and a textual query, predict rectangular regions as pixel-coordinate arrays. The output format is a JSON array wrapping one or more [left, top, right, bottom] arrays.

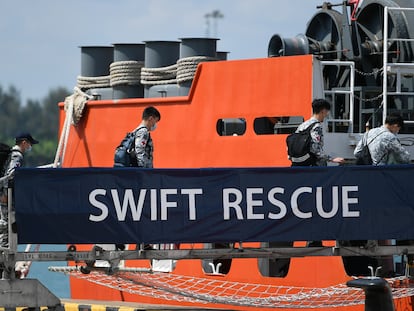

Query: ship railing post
[[8, 187, 17, 255], [382, 6, 389, 125], [0, 187, 17, 280], [321, 60, 355, 133]]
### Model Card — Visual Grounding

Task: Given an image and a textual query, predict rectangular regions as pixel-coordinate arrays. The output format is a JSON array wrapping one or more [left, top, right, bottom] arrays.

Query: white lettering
[[89, 189, 108, 222], [111, 189, 147, 221], [267, 187, 287, 219], [181, 188, 203, 220], [316, 186, 339, 218], [160, 189, 178, 220], [150, 189, 157, 220], [223, 188, 244, 220], [88, 185, 361, 223], [291, 187, 312, 219], [342, 186, 360, 217], [246, 188, 264, 219]]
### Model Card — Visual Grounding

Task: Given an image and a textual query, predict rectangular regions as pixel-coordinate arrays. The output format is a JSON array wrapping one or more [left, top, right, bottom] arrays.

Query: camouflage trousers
[[0, 203, 8, 248]]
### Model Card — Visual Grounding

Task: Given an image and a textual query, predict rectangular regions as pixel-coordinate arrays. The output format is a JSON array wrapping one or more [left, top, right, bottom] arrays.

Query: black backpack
[[286, 121, 318, 166], [355, 144, 372, 165], [355, 131, 385, 165], [0, 143, 11, 176], [113, 127, 144, 167]]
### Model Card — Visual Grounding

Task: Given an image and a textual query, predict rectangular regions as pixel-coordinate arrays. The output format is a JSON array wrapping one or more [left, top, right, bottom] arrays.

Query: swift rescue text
[[88, 186, 360, 222]]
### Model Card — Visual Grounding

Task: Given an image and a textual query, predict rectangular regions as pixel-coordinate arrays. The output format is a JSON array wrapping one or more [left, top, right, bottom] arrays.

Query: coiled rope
[[140, 63, 178, 85], [53, 87, 92, 168], [110, 61, 144, 86], [64, 86, 92, 125], [141, 56, 217, 85], [77, 75, 110, 89], [78, 56, 217, 88], [176, 56, 217, 83]]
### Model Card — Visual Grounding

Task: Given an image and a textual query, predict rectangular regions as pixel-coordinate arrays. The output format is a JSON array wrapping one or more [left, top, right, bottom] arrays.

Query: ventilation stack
[[177, 38, 218, 95], [216, 51, 229, 60], [111, 43, 145, 99], [78, 46, 114, 99], [141, 41, 180, 98]]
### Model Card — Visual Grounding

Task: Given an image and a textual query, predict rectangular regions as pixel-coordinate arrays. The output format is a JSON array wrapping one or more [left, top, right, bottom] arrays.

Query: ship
[[8, 0, 414, 310]]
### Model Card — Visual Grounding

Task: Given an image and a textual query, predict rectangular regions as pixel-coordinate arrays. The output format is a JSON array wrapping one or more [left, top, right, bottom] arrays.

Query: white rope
[[140, 56, 217, 85], [64, 86, 93, 125], [53, 87, 92, 168], [176, 56, 217, 83], [140, 63, 178, 85], [110, 61, 144, 86], [52, 98, 72, 168], [60, 101, 73, 167], [77, 75, 110, 89]]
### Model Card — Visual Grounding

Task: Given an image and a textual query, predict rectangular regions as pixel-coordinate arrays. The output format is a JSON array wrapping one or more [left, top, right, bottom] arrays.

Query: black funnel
[[347, 278, 395, 311], [268, 34, 309, 57]]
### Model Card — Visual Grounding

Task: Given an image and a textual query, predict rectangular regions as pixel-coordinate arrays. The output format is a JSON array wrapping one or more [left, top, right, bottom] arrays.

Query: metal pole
[[382, 6, 389, 124], [349, 62, 355, 133], [7, 187, 16, 252]]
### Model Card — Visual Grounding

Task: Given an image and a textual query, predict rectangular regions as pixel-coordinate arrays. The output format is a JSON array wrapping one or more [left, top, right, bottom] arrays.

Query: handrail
[[321, 60, 355, 132], [382, 6, 414, 124]]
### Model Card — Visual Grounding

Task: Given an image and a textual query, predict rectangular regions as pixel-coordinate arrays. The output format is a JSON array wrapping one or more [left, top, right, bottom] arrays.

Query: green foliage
[[0, 86, 71, 167]]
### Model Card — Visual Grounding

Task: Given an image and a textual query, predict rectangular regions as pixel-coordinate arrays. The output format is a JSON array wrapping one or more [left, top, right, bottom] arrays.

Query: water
[[19, 244, 71, 298]]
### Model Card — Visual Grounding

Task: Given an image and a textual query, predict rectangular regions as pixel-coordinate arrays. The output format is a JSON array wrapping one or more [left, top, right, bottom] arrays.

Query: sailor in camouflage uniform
[[0, 133, 38, 248], [354, 113, 410, 275], [295, 99, 344, 166], [354, 113, 410, 165], [134, 106, 161, 168], [295, 99, 345, 247]]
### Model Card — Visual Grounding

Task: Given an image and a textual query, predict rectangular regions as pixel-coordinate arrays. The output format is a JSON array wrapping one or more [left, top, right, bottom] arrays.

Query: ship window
[[216, 118, 246, 136], [257, 242, 291, 278], [254, 116, 304, 135]]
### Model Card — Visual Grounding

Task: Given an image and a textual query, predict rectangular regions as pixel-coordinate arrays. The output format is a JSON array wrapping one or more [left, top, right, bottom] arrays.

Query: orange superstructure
[[62, 56, 313, 169]]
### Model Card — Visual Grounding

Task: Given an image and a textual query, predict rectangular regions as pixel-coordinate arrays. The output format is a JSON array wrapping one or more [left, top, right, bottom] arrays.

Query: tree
[[0, 85, 70, 167], [0, 86, 21, 142], [23, 87, 71, 167], [39, 87, 69, 140]]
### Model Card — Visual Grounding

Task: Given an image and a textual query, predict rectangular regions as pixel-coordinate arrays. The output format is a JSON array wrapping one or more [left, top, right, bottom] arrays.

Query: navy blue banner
[[14, 166, 414, 244]]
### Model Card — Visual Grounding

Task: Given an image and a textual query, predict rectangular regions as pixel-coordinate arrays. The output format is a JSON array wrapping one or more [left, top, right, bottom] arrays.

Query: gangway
[[1, 166, 414, 309], [4, 166, 414, 264]]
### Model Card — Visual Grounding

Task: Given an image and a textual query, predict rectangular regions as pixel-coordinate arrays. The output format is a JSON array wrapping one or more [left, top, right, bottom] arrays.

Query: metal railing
[[383, 6, 414, 124], [321, 60, 355, 132]]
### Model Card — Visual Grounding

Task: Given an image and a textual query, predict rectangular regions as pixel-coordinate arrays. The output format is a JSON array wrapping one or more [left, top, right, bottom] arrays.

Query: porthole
[[254, 116, 304, 135], [216, 118, 246, 136]]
